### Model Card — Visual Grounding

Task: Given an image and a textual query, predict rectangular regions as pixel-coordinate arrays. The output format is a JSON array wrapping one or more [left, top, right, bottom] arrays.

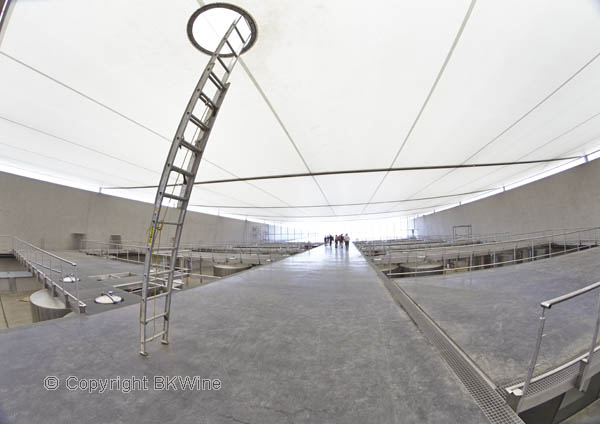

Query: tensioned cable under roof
[[100, 156, 580, 190]]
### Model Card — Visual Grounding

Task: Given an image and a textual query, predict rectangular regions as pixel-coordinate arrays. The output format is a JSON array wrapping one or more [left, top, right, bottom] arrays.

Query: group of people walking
[[324, 234, 350, 249]]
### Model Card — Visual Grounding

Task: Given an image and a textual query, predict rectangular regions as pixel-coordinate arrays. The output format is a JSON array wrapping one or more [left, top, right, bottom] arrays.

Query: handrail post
[[521, 307, 547, 402], [579, 290, 600, 391], [470, 250, 473, 272], [74, 264, 80, 314]]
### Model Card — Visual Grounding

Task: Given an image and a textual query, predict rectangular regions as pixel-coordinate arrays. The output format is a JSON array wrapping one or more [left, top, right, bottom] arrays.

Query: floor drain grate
[[382, 275, 524, 424]]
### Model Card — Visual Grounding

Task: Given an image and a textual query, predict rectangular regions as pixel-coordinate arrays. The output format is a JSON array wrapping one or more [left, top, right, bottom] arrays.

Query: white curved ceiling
[[1, 0, 599, 222]]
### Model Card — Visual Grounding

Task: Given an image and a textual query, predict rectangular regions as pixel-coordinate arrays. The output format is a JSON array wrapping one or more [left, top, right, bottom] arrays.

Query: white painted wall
[[415, 159, 600, 237], [0, 171, 267, 249]]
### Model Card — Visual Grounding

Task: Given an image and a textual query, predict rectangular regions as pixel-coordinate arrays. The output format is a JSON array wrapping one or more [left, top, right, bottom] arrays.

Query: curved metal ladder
[[140, 18, 249, 356]]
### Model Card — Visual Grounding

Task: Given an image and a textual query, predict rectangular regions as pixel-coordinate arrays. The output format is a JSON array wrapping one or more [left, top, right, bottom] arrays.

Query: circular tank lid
[[214, 263, 252, 270], [94, 291, 123, 304], [30, 289, 67, 309], [63, 276, 79, 283]]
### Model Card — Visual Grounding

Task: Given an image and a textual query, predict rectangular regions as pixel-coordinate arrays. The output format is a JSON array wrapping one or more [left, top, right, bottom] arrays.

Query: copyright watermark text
[[43, 375, 221, 393]]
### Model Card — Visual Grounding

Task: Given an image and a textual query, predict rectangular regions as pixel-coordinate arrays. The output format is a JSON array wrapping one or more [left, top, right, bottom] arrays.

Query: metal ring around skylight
[[187, 3, 257, 58]]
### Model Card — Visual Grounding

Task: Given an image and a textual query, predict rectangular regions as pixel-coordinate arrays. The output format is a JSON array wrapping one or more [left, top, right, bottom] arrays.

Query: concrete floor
[[0, 244, 488, 424], [0, 258, 42, 329], [397, 247, 600, 386], [50, 250, 145, 314], [563, 398, 600, 424], [0, 290, 37, 329]]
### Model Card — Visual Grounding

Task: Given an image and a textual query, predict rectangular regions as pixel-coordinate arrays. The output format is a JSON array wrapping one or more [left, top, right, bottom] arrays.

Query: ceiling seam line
[[512, 112, 600, 162], [0, 161, 105, 189], [389, 48, 600, 212], [457, 51, 600, 165], [426, 112, 600, 197], [0, 50, 298, 213], [192, 186, 282, 219], [0, 50, 171, 142], [0, 114, 160, 175], [0, 50, 229, 174], [0, 141, 149, 186], [360, 0, 477, 213], [0, 154, 121, 189], [396, 50, 600, 207], [225, 204, 445, 220], [0, 139, 268, 214], [187, 187, 501, 209], [405, 154, 590, 218], [237, 58, 336, 216], [191, 0, 329, 216], [198, 157, 309, 214], [191, 0, 311, 216]]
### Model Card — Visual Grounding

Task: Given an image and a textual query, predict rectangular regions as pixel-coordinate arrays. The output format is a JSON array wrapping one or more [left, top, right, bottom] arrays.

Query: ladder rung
[[163, 192, 187, 202], [145, 330, 166, 342], [188, 114, 209, 131], [151, 269, 175, 276], [199, 93, 217, 109], [161, 221, 181, 226], [179, 140, 202, 154], [151, 274, 185, 283], [209, 72, 225, 90], [150, 270, 186, 277], [153, 246, 178, 251], [217, 56, 231, 73], [170, 165, 194, 178], [233, 25, 245, 43], [225, 40, 239, 57], [146, 291, 169, 301], [144, 312, 168, 324]]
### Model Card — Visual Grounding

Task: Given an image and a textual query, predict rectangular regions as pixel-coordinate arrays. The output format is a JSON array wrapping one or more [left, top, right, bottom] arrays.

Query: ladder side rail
[[162, 82, 231, 344], [140, 54, 220, 355], [140, 19, 245, 355]]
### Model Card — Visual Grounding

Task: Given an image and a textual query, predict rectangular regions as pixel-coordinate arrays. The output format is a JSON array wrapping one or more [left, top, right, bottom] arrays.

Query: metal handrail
[[361, 227, 600, 255], [541, 281, 600, 309], [14, 237, 77, 266], [416, 227, 596, 244], [81, 239, 310, 251], [386, 244, 594, 277], [361, 227, 597, 248], [515, 280, 600, 411], [9, 236, 84, 312]]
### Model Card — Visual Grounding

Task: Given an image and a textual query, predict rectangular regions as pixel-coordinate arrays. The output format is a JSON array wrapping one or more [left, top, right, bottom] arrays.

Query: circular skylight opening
[[187, 3, 257, 57]]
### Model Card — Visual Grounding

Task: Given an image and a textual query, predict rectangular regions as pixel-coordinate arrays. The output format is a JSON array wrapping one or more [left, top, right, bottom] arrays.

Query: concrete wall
[[0, 171, 267, 249], [415, 159, 600, 237]]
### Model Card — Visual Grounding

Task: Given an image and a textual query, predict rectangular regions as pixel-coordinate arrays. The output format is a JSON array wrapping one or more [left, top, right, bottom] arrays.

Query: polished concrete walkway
[[0, 244, 487, 424]]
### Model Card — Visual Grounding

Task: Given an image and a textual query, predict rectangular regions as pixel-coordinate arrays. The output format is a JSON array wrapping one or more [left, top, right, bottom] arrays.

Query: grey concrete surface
[[0, 244, 488, 424], [563, 398, 600, 424], [415, 157, 600, 238], [397, 247, 600, 386], [0, 170, 267, 250], [50, 251, 145, 314]]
